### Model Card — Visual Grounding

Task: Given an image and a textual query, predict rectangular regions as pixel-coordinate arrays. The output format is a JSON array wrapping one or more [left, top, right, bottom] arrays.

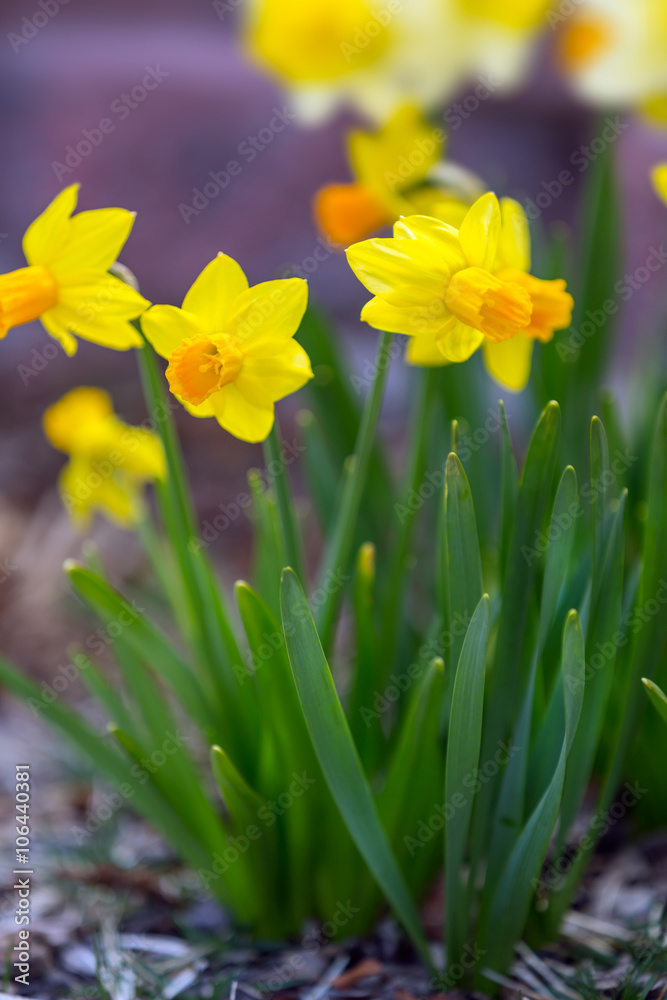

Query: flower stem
[[263, 417, 305, 584], [315, 330, 394, 649]]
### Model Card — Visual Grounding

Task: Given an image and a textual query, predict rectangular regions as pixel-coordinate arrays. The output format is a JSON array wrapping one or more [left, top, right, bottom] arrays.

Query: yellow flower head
[[315, 107, 475, 245], [246, 0, 391, 83], [43, 387, 166, 529], [652, 163, 667, 204], [558, 0, 667, 123], [347, 193, 573, 390], [141, 254, 312, 443], [1, 185, 149, 356]]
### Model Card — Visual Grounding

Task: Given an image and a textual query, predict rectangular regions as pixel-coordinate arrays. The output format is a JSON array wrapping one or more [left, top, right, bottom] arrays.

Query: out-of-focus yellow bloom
[[243, 0, 551, 124], [652, 163, 667, 203], [558, 0, 667, 123], [43, 388, 166, 529], [0, 185, 149, 356], [459, 0, 551, 30], [315, 107, 478, 245], [347, 194, 573, 390], [247, 0, 391, 83], [141, 254, 312, 443]]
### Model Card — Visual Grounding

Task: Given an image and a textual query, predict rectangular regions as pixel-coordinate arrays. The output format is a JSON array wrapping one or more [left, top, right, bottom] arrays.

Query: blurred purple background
[[1, 0, 666, 676]]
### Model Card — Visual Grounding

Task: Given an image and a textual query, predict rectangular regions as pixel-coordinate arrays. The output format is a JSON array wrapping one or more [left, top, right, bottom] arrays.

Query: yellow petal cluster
[[242, 0, 555, 125], [315, 107, 477, 245], [347, 193, 573, 391], [43, 387, 166, 529], [0, 185, 149, 356], [141, 254, 312, 443]]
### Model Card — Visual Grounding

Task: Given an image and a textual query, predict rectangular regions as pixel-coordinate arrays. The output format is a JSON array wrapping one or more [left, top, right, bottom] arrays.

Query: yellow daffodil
[[43, 387, 166, 529], [347, 193, 573, 390], [558, 0, 667, 123], [0, 185, 149, 356], [652, 164, 667, 203], [315, 107, 478, 245], [242, 0, 476, 124], [141, 254, 312, 443]]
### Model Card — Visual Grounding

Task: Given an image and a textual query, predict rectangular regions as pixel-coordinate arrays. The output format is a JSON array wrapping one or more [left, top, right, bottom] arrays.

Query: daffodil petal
[[437, 319, 484, 362], [59, 455, 138, 529], [346, 237, 448, 297], [361, 295, 448, 336], [40, 309, 78, 356], [49, 208, 136, 277], [48, 308, 143, 350], [22, 184, 79, 266], [652, 163, 667, 205], [212, 383, 275, 443], [43, 387, 113, 452], [123, 435, 166, 479], [393, 215, 465, 267], [497, 198, 531, 272], [236, 343, 313, 404], [141, 305, 205, 359], [227, 278, 308, 355], [180, 396, 216, 418], [459, 193, 500, 270], [482, 333, 533, 391], [182, 253, 249, 330], [405, 332, 451, 366], [57, 271, 149, 320]]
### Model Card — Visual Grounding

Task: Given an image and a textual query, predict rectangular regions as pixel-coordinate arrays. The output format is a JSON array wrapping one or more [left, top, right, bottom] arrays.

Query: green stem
[[315, 331, 394, 649], [263, 418, 305, 584]]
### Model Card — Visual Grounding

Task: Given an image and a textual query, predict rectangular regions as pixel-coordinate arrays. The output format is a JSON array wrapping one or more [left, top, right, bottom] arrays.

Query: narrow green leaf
[[445, 596, 490, 976], [472, 402, 561, 869], [498, 401, 518, 585], [439, 453, 483, 681], [590, 416, 610, 594], [296, 409, 339, 532], [65, 562, 216, 739], [642, 679, 667, 726], [479, 611, 584, 980], [558, 492, 625, 848], [280, 568, 432, 968], [348, 543, 381, 771], [539, 466, 578, 652]]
